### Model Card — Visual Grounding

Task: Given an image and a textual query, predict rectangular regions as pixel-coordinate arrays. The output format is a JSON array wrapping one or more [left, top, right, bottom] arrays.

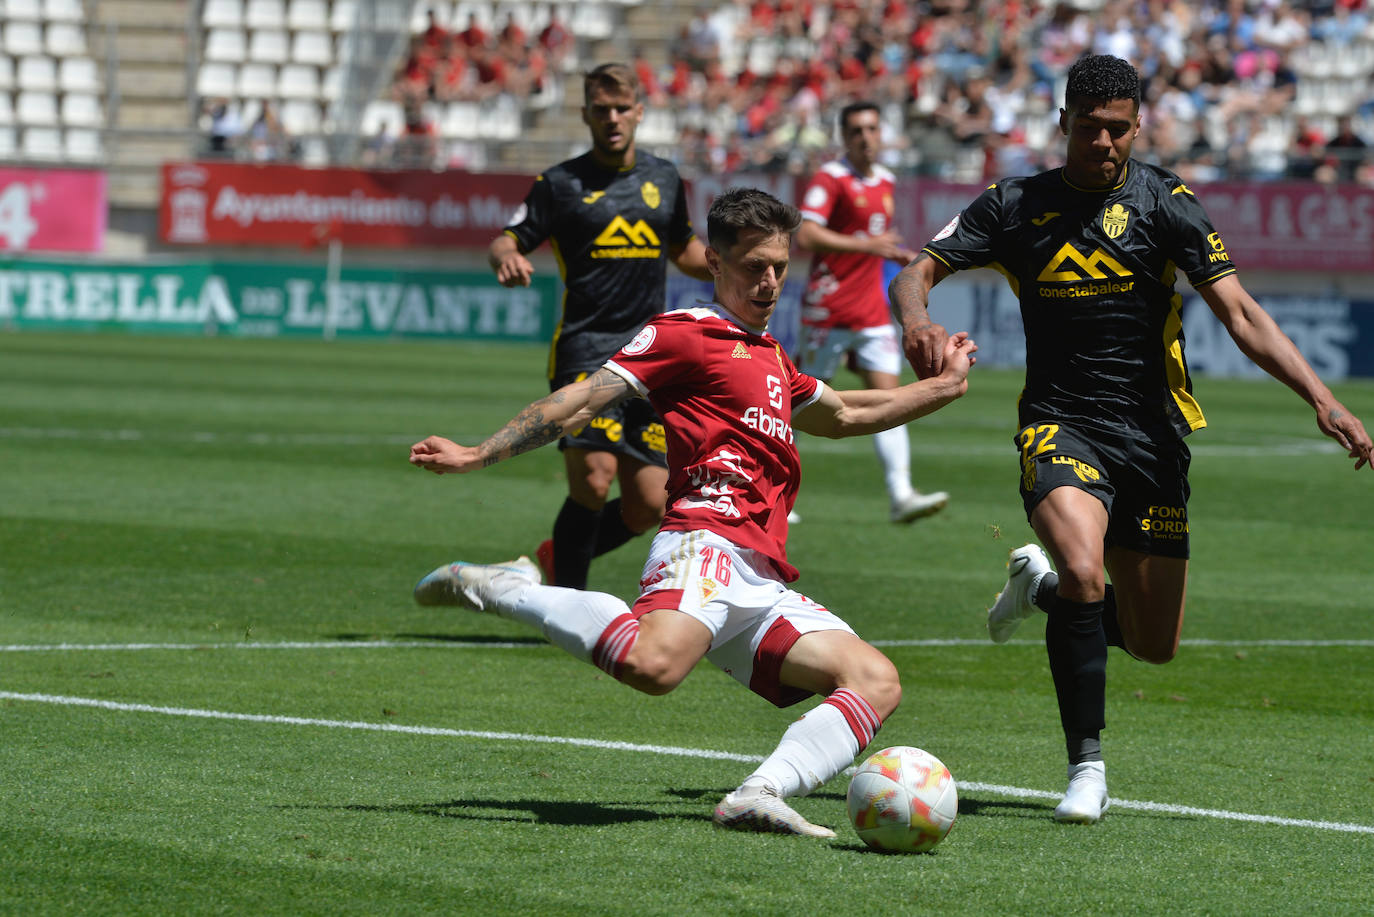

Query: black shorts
[[1013, 420, 1192, 558], [552, 371, 668, 468]]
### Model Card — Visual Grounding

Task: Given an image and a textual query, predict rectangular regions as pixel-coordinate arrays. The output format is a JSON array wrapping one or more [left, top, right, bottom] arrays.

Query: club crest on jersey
[[1102, 203, 1130, 239], [932, 213, 960, 242], [731, 342, 751, 359], [641, 181, 661, 209], [698, 577, 720, 603], [623, 324, 656, 355]]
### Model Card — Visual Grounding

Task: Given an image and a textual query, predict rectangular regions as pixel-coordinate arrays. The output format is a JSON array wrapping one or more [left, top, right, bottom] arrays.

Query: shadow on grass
[[957, 795, 1049, 818], [280, 798, 709, 826]]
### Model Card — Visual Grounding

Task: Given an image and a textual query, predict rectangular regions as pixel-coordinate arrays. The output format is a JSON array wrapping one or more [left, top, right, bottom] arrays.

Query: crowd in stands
[[377, 0, 1372, 186]]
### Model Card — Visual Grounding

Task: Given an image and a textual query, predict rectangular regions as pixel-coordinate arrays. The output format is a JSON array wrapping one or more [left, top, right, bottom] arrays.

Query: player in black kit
[[890, 55, 1372, 824], [488, 63, 710, 589]]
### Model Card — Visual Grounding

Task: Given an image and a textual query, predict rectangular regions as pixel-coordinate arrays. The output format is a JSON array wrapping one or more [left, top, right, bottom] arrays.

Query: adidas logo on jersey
[[730, 342, 751, 359]]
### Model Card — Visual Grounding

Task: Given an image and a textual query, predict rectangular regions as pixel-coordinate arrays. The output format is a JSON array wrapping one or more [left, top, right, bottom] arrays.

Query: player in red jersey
[[795, 101, 948, 524], [409, 188, 978, 838]]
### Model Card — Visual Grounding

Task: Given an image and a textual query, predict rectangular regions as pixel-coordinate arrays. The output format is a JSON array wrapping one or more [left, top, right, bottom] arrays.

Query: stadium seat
[[290, 30, 332, 66], [43, 0, 83, 21], [569, 4, 613, 40], [245, 0, 286, 30], [248, 29, 289, 64], [44, 22, 86, 57], [16, 55, 55, 91], [58, 56, 99, 92], [442, 100, 479, 138], [0, 56, 12, 91], [279, 98, 320, 133], [286, 0, 328, 30], [0, 125, 15, 157], [202, 0, 244, 29], [63, 126, 102, 161], [3, 22, 45, 57], [0, 92, 13, 124], [20, 125, 61, 159], [277, 62, 319, 99], [16, 89, 56, 125], [196, 62, 237, 98], [5, 0, 43, 20], [360, 98, 402, 136], [204, 28, 248, 63], [237, 62, 276, 98], [320, 64, 344, 101], [59, 91, 100, 127], [298, 135, 328, 165], [329, 0, 357, 32]]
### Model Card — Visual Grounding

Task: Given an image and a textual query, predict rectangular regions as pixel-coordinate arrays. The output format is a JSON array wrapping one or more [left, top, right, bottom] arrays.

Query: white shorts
[[796, 322, 903, 379], [631, 529, 855, 707]]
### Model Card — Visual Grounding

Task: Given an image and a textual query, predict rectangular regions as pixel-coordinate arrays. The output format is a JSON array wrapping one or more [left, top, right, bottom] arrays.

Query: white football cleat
[[787, 510, 803, 524], [986, 543, 1052, 643], [1053, 761, 1109, 824], [890, 490, 949, 523], [712, 786, 836, 838], [413, 556, 541, 611]]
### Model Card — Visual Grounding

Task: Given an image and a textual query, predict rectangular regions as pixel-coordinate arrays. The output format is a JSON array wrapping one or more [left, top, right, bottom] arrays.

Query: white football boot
[[712, 786, 836, 838], [890, 490, 949, 523], [1053, 761, 1109, 824], [986, 543, 1052, 643], [413, 556, 541, 611]]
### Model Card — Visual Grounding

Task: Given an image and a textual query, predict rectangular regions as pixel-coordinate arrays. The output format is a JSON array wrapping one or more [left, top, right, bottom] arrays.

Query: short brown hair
[[584, 63, 641, 104], [706, 187, 801, 251]]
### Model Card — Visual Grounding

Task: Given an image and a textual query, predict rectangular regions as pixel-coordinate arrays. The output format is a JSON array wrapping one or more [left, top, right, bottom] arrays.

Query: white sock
[[504, 586, 639, 677], [740, 689, 882, 798], [873, 425, 914, 504]]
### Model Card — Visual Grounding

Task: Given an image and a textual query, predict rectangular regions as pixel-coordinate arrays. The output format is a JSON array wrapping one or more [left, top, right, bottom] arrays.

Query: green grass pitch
[[1, 331, 1371, 915]]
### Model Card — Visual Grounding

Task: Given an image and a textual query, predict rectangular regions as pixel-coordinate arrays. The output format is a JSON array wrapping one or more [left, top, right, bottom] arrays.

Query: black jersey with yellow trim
[[924, 159, 1236, 442], [503, 151, 697, 380]]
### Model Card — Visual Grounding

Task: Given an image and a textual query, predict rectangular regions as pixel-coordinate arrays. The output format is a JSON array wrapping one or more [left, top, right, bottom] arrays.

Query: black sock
[[1045, 594, 1107, 766], [1040, 576, 1130, 655], [551, 497, 601, 589], [592, 498, 640, 557]]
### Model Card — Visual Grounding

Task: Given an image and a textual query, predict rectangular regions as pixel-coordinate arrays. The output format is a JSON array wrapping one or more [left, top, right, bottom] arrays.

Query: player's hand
[[409, 436, 482, 474], [1317, 402, 1373, 470], [902, 321, 950, 380], [868, 231, 912, 263], [937, 331, 978, 386], [494, 252, 535, 287]]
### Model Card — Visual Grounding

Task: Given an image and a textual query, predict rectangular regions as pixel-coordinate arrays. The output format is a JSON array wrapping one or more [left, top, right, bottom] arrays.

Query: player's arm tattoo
[[479, 368, 632, 467], [890, 252, 935, 331]]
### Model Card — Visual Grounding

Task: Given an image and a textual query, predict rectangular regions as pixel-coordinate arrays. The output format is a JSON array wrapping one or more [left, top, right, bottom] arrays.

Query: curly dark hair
[[706, 187, 801, 251], [1064, 54, 1141, 112]]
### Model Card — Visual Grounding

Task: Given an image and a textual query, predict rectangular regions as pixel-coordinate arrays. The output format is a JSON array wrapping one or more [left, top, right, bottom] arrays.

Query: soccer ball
[[847, 745, 958, 853]]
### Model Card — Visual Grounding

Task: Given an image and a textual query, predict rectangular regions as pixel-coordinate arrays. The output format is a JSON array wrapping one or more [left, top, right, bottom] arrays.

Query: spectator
[[246, 101, 290, 162], [1323, 113, 1369, 184], [204, 98, 242, 156], [393, 101, 439, 168]]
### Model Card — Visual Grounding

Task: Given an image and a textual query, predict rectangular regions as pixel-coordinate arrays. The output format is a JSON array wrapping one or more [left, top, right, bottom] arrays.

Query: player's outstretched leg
[[414, 558, 642, 678], [986, 543, 1053, 643], [713, 687, 884, 839], [1053, 761, 1110, 824]]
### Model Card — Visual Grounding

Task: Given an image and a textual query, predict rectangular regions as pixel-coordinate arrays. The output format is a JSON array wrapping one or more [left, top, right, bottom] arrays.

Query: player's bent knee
[[617, 650, 690, 696], [846, 652, 903, 720], [619, 499, 665, 535]]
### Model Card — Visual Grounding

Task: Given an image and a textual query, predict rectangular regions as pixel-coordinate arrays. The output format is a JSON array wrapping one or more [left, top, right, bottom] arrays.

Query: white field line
[[2, 638, 1371, 653], [0, 426, 1342, 458], [2, 689, 1371, 836]]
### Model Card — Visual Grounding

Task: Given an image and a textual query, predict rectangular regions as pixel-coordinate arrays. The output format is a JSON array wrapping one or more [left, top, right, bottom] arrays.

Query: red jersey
[[606, 305, 824, 581], [799, 158, 899, 330]]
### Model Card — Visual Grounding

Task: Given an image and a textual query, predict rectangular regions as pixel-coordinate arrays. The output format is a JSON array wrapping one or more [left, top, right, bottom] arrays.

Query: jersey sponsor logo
[[592, 216, 662, 259], [730, 341, 751, 359], [641, 181, 661, 209], [1032, 211, 1061, 226], [1036, 243, 1135, 298], [623, 324, 656, 355], [1102, 203, 1130, 239], [1051, 454, 1101, 482], [641, 422, 667, 454], [582, 190, 606, 204], [740, 406, 794, 443], [1206, 231, 1229, 264], [1141, 503, 1189, 538], [586, 416, 623, 442]]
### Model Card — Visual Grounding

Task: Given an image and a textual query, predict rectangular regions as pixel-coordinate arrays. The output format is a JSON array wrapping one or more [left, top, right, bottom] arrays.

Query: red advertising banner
[[159, 161, 534, 248], [894, 178, 1374, 273], [0, 167, 106, 253]]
